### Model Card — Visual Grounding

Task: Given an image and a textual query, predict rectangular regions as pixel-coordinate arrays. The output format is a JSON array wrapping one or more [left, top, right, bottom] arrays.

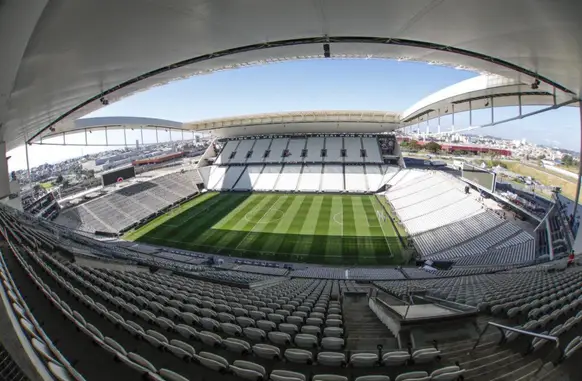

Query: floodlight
[[323, 43, 330, 58]]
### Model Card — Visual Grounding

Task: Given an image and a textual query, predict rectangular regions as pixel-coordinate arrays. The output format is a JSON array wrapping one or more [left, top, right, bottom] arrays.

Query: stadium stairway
[[343, 293, 398, 351]]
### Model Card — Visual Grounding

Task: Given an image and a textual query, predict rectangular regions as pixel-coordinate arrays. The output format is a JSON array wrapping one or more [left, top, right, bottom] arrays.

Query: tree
[[562, 154, 574, 166], [407, 140, 421, 151], [55, 174, 63, 184], [537, 154, 546, 160], [424, 142, 442, 153]]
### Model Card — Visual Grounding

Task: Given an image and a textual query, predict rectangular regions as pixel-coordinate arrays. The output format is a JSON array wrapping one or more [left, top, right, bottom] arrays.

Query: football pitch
[[124, 192, 406, 265]]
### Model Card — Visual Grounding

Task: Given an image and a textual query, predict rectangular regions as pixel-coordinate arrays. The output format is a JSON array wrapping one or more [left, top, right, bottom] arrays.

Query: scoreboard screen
[[101, 166, 136, 186], [461, 163, 496, 192]]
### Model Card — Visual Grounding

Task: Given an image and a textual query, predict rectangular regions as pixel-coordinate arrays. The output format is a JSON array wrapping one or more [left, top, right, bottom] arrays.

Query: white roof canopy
[[2, 0, 582, 151]]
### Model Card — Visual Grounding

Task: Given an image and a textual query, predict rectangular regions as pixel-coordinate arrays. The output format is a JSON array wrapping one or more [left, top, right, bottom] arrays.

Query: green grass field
[[124, 192, 406, 265]]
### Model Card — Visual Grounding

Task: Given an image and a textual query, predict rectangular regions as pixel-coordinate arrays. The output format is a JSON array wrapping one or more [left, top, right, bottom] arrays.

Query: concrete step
[[444, 342, 500, 362], [519, 362, 570, 381], [440, 338, 498, 358], [490, 359, 544, 381], [465, 353, 529, 381], [459, 349, 514, 369]]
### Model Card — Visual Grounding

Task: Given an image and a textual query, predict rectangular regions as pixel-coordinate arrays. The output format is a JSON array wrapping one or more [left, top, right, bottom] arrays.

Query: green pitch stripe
[[300, 196, 322, 234], [202, 194, 274, 248], [351, 196, 377, 261], [229, 194, 284, 251], [168, 193, 251, 247], [124, 192, 217, 240], [213, 193, 262, 230], [341, 196, 358, 261], [278, 195, 311, 255], [193, 194, 265, 248], [249, 195, 289, 234], [361, 196, 392, 256], [325, 196, 343, 263], [309, 195, 333, 259], [139, 192, 237, 244], [251, 194, 295, 253], [291, 195, 319, 255]]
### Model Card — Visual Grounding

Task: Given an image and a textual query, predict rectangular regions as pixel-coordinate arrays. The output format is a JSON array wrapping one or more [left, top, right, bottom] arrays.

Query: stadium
[[1, 2, 582, 381]]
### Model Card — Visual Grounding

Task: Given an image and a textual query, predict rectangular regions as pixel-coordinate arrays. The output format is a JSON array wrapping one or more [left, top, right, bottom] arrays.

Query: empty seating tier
[[55, 171, 198, 234], [0, 204, 580, 381], [344, 138, 364, 163], [321, 165, 344, 192], [298, 164, 323, 192], [254, 165, 283, 191]]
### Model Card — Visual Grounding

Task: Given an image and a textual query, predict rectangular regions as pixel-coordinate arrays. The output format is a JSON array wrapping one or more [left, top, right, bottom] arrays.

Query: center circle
[[244, 209, 284, 224], [333, 212, 343, 225]]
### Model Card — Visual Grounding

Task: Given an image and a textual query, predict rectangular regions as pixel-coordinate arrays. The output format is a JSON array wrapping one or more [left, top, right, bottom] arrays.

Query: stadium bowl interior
[[2, 1, 582, 381]]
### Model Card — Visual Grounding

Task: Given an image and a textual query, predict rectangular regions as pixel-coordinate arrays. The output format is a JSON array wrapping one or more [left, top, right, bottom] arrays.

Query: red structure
[[132, 152, 185, 166], [398, 138, 512, 157]]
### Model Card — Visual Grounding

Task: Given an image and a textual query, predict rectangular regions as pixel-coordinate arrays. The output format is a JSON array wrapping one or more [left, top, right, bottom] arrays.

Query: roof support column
[[105, 126, 108, 146], [451, 104, 455, 133], [491, 97, 495, 124], [437, 110, 441, 134], [469, 100, 472, 126], [425, 118, 429, 137], [24, 135, 31, 186], [0, 142, 11, 199], [572, 100, 582, 255], [123, 127, 127, 147]]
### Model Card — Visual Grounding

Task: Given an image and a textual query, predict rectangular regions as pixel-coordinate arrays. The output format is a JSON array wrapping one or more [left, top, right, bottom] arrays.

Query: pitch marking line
[[373, 198, 394, 258], [235, 195, 286, 251], [332, 212, 343, 226], [244, 209, 284, 224], [163, 195, 225, 227]]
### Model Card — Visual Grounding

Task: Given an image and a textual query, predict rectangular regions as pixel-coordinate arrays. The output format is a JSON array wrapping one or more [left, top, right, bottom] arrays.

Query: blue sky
[[8, 59, 580, 171]]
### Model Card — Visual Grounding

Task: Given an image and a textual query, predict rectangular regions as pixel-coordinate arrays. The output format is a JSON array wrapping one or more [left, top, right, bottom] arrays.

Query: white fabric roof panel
[[3, 0, 582, 150]]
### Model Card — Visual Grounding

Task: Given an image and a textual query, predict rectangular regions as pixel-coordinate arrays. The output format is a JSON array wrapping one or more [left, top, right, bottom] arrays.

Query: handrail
[[473, 321, 559, 351], [473, 321, 561, 377]]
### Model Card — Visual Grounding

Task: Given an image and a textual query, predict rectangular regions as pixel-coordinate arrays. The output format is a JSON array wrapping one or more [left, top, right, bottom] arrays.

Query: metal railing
[[473, 321, 559, 351], [473, 321, 560, 375]]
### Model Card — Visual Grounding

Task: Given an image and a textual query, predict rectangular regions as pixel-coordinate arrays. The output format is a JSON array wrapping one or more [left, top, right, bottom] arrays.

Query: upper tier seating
[[247, 139, 272, 164], [324, 137, 344, 162], [215, 140, 239, 165], [344, 138, 364, 163], [361, 138, 383, 163], [215, 136, 385, 166], [55, 171, 199, 233], [229, 139, 255, 164], [304, 137, 324, 163], [284, 138, 308, 163], [268, 139, 289, 163]]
